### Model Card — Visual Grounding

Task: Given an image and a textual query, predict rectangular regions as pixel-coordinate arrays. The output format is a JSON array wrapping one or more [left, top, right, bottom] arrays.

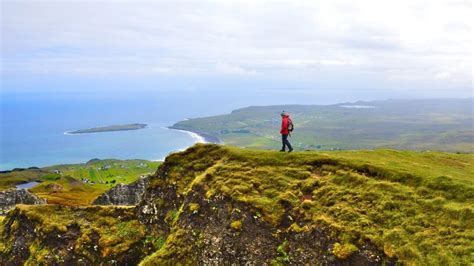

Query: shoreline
[[147, 127, 224, 162], [167, 126, 223, 144]]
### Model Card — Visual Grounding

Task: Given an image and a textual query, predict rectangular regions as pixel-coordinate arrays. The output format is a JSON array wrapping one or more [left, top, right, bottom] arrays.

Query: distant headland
[[66, 123, 147, 134]]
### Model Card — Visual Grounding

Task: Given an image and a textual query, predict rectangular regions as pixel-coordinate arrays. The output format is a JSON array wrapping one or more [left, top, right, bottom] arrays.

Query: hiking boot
[[279, 149, 285, 152], [288, 149, 293, 153]]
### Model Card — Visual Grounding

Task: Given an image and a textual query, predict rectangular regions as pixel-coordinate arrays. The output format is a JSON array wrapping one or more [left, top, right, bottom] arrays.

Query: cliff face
[[138, 186, 391, 265], [0, 189, 45, 215], [0, 205, 155, 265], [93, 177, 148, 205]]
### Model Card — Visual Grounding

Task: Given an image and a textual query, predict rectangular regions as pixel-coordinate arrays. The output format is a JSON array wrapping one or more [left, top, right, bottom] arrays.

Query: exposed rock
[[93, 177, 148, 205], [138, 184, 396, 265], [0, 189, 46, 215], [0, 205, 153, 265]]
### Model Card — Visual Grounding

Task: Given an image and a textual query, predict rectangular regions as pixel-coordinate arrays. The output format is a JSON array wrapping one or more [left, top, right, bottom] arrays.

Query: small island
[[67, 123, 147, 134]]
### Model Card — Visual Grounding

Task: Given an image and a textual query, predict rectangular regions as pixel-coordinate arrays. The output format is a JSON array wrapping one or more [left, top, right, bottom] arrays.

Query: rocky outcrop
[[137, 182, 395, 265], [93, 177, 148, 205], [0, 205, 154, 265], [0, 189, 46, 215]]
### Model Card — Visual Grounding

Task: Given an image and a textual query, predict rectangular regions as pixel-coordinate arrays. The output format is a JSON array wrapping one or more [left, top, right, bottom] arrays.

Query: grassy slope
[[145, 144, 473, 264], [0, 159, 161, 205], [0, 169, 47, 190], [173, 98, 474, 152]]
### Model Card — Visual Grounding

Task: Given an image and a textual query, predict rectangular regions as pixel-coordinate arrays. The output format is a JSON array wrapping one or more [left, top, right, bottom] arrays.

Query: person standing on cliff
[[280, 111, 293, 153]]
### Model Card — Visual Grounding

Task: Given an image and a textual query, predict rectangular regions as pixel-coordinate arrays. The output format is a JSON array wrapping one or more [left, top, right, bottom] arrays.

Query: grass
[[147, 144, 474, 264], [0, 168, 47, 190], [28, 177, 104, 205]]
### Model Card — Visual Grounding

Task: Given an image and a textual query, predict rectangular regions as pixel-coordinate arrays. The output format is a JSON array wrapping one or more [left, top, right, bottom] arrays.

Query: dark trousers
[[281, 134, 293, 151]]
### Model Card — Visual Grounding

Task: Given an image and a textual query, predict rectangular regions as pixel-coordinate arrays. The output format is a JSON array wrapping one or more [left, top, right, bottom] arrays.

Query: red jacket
[[280, 115, 290, 135]]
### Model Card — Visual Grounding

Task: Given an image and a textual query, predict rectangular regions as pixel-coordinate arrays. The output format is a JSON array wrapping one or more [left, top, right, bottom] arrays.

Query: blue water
[[16, 181, 40, 190], [0, 93, 229, 171]]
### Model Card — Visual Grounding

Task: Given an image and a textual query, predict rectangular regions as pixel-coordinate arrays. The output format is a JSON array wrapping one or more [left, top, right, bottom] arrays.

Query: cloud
[[1, 0, 472, 93], [215, 62, 259, 76]]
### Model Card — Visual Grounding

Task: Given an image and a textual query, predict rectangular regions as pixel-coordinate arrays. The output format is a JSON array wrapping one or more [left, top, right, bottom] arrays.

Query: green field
[[0, 159, 161, 205], [173, 98, 473, 153]]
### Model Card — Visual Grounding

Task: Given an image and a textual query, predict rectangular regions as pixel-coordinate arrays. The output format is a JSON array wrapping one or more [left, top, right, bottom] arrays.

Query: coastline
[[167, 126, 222, 144]]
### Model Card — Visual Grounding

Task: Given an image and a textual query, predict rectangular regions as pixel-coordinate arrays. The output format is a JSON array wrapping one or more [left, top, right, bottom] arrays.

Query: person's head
[[281, 111, 289, 117]]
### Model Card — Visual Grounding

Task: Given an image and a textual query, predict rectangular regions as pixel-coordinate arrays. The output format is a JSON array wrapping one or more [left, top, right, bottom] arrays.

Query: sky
[[1, 0, 472, 102]]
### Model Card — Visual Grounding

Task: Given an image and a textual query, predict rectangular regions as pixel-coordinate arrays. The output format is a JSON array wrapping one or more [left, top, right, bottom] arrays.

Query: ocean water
[[0, 94, 213, 171]]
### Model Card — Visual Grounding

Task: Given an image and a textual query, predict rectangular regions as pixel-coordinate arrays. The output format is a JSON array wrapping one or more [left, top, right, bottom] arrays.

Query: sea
[[0, 92, 239, 171]]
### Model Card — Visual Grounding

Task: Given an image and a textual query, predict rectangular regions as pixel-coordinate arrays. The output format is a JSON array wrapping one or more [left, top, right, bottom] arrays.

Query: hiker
[[280, 111, 293, 152]]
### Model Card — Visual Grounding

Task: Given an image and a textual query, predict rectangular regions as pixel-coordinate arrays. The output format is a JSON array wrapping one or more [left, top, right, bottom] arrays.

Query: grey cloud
[[1, 0, 471, 92]]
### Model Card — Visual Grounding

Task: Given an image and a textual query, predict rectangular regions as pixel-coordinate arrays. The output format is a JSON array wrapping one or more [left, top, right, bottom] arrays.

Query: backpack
[[288, 119, 294, 132]]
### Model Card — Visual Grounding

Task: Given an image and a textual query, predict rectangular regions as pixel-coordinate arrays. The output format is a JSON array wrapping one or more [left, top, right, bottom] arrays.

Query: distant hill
[[0, 159, 161, 206], [172, 98, 474, 153]]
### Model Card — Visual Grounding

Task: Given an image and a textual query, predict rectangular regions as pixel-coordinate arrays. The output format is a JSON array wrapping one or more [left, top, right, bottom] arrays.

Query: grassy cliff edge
[[138, 144, 473, 264], [2, 144, 473, 264]]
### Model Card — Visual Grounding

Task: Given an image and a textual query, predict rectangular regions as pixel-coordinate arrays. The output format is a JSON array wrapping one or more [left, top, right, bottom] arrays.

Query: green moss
[[189, 203, 200, 213], [332, 242, 358, 259], [1, 205, 154, 264], [140, 228, 195, 265], [272, 240, 290, 264], [10, 220, 19, 231], [99, 220, 146, 257], [164, 209, 179, 225], [145, 236, 166, 251], [230, 220, 243, 231], [288, 223, 305, 233], [0, 218, 4, 253]]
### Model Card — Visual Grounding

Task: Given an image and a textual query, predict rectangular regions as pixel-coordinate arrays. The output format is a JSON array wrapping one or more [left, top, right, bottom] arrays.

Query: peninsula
[[67, 123, 147, 134]]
